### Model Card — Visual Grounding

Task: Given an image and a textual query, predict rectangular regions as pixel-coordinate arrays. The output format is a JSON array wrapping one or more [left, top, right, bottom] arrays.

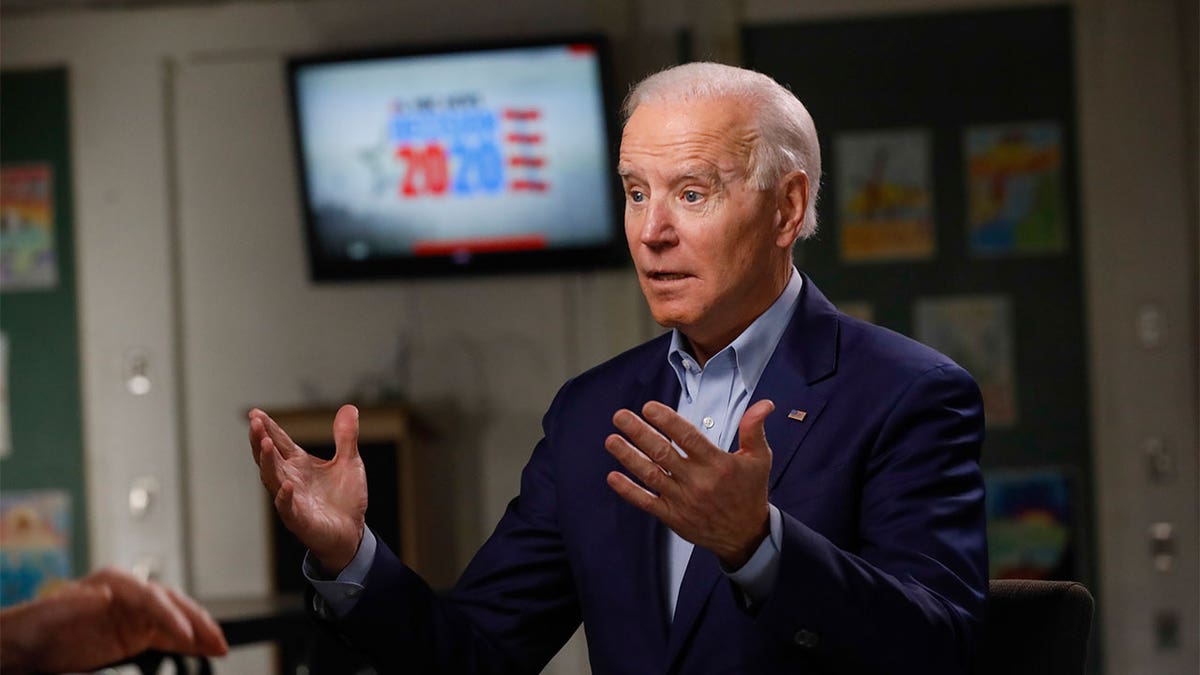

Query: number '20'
[[396, 142, 504, 197]]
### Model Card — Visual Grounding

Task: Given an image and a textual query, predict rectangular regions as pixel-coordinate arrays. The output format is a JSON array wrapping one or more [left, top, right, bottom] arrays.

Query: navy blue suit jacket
[[336, 276, 988, 674]]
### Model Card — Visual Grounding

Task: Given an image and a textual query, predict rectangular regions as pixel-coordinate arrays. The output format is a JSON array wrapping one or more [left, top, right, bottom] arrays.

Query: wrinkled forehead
[[619, 98, 758, 173]]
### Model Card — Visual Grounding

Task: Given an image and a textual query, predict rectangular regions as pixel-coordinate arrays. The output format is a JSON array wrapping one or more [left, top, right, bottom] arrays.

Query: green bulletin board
[[0, 68, 89, 603], [743, 2, 1095, 613]]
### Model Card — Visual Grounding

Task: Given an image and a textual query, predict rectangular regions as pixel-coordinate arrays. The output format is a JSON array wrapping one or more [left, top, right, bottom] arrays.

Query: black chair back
[[977, 579, 1095, 675]]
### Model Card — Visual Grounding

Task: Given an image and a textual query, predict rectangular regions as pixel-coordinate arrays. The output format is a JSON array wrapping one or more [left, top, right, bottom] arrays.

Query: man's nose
[[639, 199, 678, 249]]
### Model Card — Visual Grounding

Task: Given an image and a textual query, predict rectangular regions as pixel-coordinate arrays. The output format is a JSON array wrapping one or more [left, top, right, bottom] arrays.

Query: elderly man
[[250, 62, 987, 674]]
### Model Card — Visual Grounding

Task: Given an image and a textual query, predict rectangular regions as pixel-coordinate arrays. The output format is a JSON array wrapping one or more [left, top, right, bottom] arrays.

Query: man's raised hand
[[605, 399, 775, 569], [248, 404, 368, 575]]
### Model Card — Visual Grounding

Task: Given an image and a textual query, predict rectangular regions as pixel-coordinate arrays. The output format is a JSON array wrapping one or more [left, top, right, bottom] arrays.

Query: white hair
[[623, 62, 822, 238]]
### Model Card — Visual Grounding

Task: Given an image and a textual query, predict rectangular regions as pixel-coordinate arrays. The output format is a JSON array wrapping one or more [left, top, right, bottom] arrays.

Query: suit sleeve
[[330, 382, 582, 675], [753, 363, 988, 674]]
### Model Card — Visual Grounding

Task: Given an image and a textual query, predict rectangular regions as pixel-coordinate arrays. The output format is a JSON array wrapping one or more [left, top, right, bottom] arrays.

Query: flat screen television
[[287, 36, 625, 280]]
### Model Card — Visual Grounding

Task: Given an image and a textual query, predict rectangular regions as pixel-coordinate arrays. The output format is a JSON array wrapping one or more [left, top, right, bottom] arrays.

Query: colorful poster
[[835, 129, 935, 262], [965, 122, 1067, 255], [914, 295, 1017, 427], [0, 490, 72, 607], [985, 468, 1073, 580], [0, 164, 58, 290]]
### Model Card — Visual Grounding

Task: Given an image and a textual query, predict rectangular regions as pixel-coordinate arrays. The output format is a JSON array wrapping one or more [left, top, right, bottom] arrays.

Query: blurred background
[[0, 0, 1195, 673]]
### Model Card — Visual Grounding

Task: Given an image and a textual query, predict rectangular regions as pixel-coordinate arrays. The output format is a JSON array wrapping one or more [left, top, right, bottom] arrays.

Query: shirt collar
[[668, 267, 803, 395]]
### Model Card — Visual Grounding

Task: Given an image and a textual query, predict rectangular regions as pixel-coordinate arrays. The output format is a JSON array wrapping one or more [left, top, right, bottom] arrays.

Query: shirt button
[[793, 629, 820, 649], [702, 416, 715, 429], [682, 359, 694, 371]]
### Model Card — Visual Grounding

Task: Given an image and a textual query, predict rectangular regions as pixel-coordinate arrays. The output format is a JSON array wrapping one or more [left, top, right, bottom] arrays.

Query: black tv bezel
[[285, 34, 627, 282]]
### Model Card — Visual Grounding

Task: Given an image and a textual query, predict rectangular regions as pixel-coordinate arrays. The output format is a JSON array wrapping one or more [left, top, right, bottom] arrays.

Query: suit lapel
[[620, 338, 683, 647], [758, 273, 839, 488], [663, 274, 841, 672], [662, 544, 723, 670]]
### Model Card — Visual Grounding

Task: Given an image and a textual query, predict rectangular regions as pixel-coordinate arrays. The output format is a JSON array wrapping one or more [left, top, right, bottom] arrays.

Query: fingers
[[95, 569, 195, 655], [274, 480, 298, 526], [736, 399, 776, 458], [248, 412, 264, 464], [144, 583, 197, 654], [257, 437, 285, 496], [273, 480, 327, 560], [640, 401, 722, 464], [124, 578, 227, 658], [162, 586, 228, 656], [611, 408, 682, 471], [606, 470, 668, 521], [332, 404, 361, 462], [604, 433, 678, 498], [608, 402, 724, 493], [606, 401, 775, 563], [251, 410, 302, 460]]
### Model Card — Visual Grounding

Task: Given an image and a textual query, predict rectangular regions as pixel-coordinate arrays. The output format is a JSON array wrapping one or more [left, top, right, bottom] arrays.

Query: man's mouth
[[647, 271, 689, 281]]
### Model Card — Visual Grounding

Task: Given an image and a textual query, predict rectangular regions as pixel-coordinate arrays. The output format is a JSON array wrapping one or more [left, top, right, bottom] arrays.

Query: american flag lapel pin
[[787, 409, 807, 422]]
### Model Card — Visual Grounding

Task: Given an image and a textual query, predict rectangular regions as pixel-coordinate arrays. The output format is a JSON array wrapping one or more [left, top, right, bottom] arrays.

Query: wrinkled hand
[[0, 567, 228, 675], [605, 399, 775, 569], [249, 404, 368, 575]]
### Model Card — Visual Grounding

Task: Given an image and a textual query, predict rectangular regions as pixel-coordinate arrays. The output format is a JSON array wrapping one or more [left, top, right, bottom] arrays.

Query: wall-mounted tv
[[286, 36, 624, 281]]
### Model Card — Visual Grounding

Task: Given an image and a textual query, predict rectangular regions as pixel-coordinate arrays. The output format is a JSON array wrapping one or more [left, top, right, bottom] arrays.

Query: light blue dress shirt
[[663, 269, 801, 617], [309, 269, 803, 620], [305, 524, 376, 616]]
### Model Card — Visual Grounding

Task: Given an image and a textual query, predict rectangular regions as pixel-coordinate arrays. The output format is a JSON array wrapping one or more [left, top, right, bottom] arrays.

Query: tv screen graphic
[[288, 37, 623, 280]]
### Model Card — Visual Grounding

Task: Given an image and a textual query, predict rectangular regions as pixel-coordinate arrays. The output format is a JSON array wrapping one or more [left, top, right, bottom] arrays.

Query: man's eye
[[628, 190, 646, 203], [683, 190, 702, 203]]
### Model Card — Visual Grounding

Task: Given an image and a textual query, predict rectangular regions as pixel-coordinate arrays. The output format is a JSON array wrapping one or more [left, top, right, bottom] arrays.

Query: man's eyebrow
[[678, 164, 720, 181], [616, 163, 723, 184]]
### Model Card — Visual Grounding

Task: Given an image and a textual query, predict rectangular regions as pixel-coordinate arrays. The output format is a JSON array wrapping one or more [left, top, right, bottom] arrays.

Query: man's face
[[619, 98, 794, 359]]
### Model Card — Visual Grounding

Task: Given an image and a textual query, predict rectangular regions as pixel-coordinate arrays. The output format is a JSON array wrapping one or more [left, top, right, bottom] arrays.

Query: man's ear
[[775, 170, 809, 248]]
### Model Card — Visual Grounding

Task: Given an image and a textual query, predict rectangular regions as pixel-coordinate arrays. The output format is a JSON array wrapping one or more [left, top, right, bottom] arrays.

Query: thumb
[[332, 404, 360, 461], [737, 399, 775, 457]]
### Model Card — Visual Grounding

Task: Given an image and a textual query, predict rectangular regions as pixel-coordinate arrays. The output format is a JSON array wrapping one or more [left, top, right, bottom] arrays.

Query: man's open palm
[[249, 404, 368, 575]]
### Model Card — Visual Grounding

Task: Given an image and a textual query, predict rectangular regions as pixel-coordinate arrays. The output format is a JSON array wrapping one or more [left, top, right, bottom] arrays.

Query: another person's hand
[[249, 404, 368, 575], [0, 567, 228, 675], [606, 399, 775, 569]]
